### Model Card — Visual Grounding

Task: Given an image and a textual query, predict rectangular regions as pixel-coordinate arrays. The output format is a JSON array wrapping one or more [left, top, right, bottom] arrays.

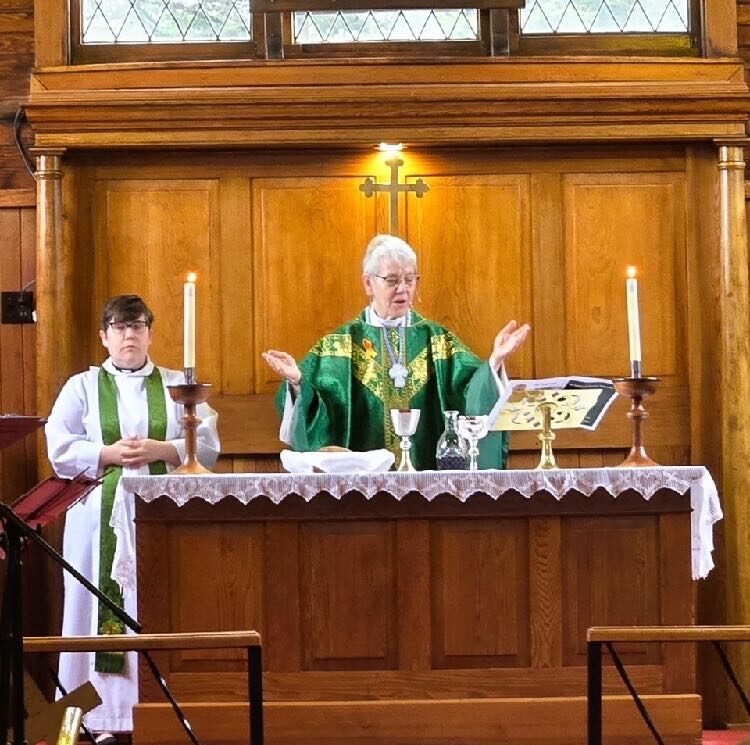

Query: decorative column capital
[[715, 138, 750, 171], [30, 148, 66, 179]]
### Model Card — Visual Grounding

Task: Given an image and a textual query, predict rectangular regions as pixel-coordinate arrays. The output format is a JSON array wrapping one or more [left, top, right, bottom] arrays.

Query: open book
[[488, 376, 617, 432]]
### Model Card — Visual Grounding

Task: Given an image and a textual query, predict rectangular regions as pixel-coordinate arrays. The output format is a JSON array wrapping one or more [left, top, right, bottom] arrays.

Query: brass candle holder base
[[612, 376, 661, 468], [536, 402, 559, 470], [167, 383, 214, 474]]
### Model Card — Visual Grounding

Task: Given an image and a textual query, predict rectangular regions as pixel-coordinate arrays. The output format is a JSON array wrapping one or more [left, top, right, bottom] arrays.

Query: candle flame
[[186, 272, 197, 283], [626, 266, 637, 279]]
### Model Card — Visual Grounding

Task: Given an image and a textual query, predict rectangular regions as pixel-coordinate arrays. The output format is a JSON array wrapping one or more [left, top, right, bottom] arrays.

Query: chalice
[[390, 408, 421, 472], [457, 415, 489, 471]]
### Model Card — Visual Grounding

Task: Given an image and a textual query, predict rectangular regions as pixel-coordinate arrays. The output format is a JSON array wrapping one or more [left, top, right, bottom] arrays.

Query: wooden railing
[[23, 631, 264, 745], [587, 625, 750, 745]]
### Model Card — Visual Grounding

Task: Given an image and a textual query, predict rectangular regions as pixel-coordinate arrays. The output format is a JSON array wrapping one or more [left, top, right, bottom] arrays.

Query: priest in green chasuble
[[263, 234, 530, 470]]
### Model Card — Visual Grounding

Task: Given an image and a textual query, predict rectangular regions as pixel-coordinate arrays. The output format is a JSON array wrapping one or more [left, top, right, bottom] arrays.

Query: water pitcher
[[435, 410, 469, 470]]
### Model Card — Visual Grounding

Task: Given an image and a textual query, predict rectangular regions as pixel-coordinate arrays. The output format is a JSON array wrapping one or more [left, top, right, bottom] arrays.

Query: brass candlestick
[[536, 402, 558, 470], [612, 376, 661, 467], [167, 382, 213, 474]]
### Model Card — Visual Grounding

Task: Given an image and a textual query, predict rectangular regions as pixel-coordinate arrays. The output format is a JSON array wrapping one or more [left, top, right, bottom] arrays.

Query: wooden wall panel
[[0, 126, 34, 191], [563, 173, 685, 379], [0, 0, 33, 118], [562, 516, 660, 667], [410, 174, 534, 378], [300, 522, 397, 670], [252, 177, 378, 394], [432, 519, 530, 668], [169, 522, 264, 669], [219, 177, 254, 394], [0, 204, 37, 498], [92, 179, 223, 385], [735, 0, 750, 61], [0, 200, 50, 692]]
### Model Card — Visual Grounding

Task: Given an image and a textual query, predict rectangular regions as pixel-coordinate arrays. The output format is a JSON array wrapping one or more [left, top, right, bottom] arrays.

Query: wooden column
[[33, 149, 67, 476], [717, 140, 750, 724], [702, 0, 737, 57]]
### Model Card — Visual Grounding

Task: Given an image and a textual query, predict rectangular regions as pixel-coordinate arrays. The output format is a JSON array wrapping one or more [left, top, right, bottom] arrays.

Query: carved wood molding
[[25, 59, 750, 148]]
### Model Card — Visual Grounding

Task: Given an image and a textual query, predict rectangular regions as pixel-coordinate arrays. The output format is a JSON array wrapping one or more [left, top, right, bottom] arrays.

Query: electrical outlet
[[1, 292, 35, 324]]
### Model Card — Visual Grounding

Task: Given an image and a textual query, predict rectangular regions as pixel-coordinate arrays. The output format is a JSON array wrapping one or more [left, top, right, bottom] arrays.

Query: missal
[[489, 376, 617, 432]]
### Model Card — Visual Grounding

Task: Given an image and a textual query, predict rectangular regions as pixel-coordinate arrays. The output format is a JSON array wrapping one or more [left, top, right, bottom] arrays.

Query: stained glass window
[[79, 0, 690, 46], [293, 9, 478, 43], [81, 0, 251, 43], [520, 0, 688, 34]]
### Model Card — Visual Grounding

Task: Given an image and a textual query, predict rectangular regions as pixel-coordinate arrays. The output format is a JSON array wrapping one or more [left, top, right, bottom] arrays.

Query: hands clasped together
[[100, 436, 180, 469]]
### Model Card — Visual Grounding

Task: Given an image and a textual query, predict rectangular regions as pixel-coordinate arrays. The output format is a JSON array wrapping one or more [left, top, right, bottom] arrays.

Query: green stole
[[96, 366, 168, 673]]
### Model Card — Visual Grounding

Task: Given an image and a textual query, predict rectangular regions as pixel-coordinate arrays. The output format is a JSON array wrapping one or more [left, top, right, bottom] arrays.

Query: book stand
[[490, 381, 617, 470]]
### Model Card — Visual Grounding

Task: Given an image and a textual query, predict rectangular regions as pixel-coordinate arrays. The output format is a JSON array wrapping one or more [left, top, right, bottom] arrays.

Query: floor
[[75, 728, 750, 744], [703, 732, 750, 745]]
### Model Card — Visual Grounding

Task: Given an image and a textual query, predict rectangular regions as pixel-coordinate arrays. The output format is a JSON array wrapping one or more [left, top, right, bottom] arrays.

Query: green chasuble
[[276, 310, 509, 471]]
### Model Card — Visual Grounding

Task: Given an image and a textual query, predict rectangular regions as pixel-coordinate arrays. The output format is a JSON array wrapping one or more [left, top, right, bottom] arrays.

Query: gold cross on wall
[[359, 157, 430, 236]]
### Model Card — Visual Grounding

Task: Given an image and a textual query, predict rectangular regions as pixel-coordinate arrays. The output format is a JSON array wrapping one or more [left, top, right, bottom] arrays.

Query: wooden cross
[[359, 157, 430, 236]]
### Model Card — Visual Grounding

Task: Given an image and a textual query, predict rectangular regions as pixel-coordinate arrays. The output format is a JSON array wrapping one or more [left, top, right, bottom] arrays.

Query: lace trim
[[119, 466, 721, 581]]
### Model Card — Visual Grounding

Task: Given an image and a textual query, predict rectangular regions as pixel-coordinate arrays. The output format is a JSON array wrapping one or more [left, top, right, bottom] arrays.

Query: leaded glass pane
[[81, 0, 252, 42], [293, 9, 479, 43], [520, 0, 688, 33]]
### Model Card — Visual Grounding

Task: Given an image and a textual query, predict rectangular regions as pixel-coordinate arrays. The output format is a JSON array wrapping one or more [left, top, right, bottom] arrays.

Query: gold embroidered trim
[[353, 343, 384, 400], [310, 334, 353, 358], [431, 332, 470, 360]]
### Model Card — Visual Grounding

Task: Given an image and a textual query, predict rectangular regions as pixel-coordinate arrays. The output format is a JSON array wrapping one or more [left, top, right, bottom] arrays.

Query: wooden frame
[[59, 0, 712, 65]]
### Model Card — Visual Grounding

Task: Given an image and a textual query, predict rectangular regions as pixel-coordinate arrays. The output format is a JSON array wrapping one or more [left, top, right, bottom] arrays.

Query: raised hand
[[262, 349, 302, 386], [489, 320, 531, 372]]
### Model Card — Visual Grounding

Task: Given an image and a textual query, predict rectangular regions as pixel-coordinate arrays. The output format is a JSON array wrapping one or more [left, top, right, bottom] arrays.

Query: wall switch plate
[[1, 292, 35, 324]]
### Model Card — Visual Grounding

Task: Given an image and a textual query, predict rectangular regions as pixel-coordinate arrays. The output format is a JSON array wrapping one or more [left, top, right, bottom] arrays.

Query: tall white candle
[[184, 272, 197, 369], [625, 266, 642, 366]]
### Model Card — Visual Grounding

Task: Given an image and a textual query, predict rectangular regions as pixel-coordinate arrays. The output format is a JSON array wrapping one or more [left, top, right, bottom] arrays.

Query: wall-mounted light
[[377, 142, 404, 155]]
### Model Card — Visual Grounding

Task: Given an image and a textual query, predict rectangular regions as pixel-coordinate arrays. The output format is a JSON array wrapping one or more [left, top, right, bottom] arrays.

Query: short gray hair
[[362, 234, 418, 275]]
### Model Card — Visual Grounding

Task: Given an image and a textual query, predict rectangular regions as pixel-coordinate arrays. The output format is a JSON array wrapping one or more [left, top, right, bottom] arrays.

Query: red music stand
[[0, 416, 46, 451]]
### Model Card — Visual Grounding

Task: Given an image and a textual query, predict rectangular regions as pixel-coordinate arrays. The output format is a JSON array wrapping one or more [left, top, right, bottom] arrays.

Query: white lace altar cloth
[[116, 466, 721, 592]]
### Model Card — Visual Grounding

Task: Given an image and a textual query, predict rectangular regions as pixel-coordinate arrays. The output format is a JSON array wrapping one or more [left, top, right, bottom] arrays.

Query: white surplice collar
[[365, 305, 412, 328], [102, 356, 155, 377]]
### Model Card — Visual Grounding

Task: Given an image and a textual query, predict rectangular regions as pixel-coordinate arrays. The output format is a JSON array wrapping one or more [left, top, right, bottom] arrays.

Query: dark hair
[[101, 295, 154, 331]]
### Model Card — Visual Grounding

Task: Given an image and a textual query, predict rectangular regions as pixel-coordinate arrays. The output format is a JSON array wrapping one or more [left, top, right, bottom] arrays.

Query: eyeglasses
[[108, 321, 150, 334], [374, 274, 420, 289]]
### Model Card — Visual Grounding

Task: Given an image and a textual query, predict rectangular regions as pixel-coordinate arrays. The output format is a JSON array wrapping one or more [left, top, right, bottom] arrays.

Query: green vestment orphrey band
[[277, 310, 509, 470]]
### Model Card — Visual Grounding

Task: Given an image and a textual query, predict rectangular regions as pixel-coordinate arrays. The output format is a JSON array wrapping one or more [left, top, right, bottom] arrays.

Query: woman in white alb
[[45, 295, 220, 735]]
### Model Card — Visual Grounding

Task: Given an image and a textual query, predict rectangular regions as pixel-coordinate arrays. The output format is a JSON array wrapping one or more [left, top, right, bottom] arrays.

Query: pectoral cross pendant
[[389, 363, 408, 388]]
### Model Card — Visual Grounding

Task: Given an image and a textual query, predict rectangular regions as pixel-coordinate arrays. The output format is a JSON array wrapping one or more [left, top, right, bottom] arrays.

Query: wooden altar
[[125, 469, 718, 745]]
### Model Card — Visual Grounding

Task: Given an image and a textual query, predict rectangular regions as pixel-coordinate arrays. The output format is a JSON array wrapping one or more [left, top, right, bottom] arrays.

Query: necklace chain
[[382, 327, 408, 388]]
